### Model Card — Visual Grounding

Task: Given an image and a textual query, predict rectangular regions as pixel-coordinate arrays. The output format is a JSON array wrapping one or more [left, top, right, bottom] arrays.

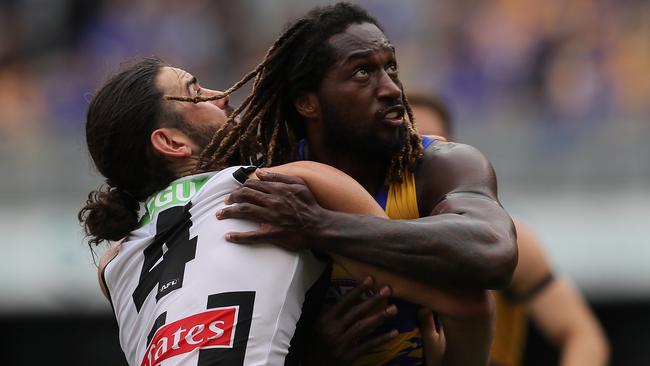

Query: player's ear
[[294, 92, 319, 120], [150, 128, 194, 158]]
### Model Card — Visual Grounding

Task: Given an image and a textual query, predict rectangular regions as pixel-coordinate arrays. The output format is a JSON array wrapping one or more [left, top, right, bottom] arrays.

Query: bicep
[[420, 142, 502, 216], [422, 145, 516, 240], [416, 142, 498, 204]]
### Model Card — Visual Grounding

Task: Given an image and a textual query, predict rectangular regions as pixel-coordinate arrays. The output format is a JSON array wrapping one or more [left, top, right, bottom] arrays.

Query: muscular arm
[[512, 222, 609, 366], [308, 142, 517, 289], [249, 161, 491, 317], [260, 161, 494, 364], [221, 143, 516, 288]]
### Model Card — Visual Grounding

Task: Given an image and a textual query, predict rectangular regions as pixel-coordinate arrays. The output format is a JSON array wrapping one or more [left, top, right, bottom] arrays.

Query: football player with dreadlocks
[[198, 3, 518, 365]]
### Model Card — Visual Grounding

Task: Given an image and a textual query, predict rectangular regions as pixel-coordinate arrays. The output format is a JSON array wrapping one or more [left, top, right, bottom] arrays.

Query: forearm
[[332, 253, 492, 317], [315, 210, 516, 289], [439, 293, 496, 366]]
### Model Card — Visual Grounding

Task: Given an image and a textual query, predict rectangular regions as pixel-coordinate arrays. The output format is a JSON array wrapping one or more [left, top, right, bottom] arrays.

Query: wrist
[[309, 208, 344, 252]]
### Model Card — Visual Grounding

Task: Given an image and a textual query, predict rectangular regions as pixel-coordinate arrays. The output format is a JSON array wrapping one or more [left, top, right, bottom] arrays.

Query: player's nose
[[377, 71, 401, 100], [204, 88, 230, 110]]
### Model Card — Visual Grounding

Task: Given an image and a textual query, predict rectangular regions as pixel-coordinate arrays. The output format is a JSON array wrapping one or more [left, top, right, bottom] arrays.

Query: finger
[[257, 169, 307, 185], [217, 203, 275, 222], [239, 178, 282, 194], [330, 277, 374, 317], [339, 286, 393, 330], [344, 303, 398, 341], [225, 186, 276, 206], [240, 179, 311, 201], [418, 308, 446, 366], [224, 225, 280, 244], [347, 329, 399, 361], [434, 312, 442, 334], [417, 307, 436, 334], [244, 174, 319, 208]]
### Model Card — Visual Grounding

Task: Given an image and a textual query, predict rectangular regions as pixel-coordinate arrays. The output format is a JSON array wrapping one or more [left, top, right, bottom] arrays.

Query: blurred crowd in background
[[1, 0, 649, 197], [0, 0, 648, 306]]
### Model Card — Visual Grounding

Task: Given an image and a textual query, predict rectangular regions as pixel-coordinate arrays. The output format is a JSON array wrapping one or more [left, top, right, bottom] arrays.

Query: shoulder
[[97, 240, 123, 299], [420, 140, 494, 178], [415, 140, 498, 214]]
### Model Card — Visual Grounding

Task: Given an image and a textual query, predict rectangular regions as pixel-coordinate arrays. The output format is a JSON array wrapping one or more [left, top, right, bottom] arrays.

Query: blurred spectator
[[409, 92, 610, 366], [0, 61, 46, 139], [0, 0, 647, 137]]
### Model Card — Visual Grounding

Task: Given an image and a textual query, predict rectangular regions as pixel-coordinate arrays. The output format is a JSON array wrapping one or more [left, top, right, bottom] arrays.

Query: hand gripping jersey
[[102, 166, 327, 366]]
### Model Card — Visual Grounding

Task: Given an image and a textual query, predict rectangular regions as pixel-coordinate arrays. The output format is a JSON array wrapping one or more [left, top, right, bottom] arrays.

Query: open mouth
[[377, 105, 406, 127]]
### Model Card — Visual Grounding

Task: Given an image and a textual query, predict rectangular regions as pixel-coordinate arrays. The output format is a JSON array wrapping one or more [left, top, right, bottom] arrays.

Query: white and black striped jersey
[[103, 166, 328, 366]]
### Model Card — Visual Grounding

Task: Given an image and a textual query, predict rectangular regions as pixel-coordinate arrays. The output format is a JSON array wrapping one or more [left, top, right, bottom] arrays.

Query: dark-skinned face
[[316, 22, 406, 159]]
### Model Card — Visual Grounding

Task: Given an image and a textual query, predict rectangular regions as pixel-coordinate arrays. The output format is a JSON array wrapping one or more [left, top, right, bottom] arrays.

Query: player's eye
[[386, 63, 398, 75], [353, 66, 370, 80]]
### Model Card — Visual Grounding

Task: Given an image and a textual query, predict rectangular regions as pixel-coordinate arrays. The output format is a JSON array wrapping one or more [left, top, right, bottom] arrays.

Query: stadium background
[[0, 0, 648, 364]]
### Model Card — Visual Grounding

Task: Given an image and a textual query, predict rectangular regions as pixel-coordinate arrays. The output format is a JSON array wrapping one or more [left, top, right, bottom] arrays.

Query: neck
[[305, 138, 389, 196], [171, 156, 201, 179]]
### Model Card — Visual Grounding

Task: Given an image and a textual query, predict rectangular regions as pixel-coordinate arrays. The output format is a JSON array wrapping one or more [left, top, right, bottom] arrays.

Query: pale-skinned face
[[155, 66, 236, 151], [156, 66, 233, 132]]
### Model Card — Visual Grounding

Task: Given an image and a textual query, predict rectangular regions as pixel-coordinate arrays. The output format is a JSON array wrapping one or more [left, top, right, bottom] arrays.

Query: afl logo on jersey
[[159, 278, 179, 293], [141, 307, 238, 366]]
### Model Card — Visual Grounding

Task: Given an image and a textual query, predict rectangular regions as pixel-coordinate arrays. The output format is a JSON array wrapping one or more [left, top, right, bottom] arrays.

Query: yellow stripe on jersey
[[385, 167, 420, 220], [489, 292, 528, 366]]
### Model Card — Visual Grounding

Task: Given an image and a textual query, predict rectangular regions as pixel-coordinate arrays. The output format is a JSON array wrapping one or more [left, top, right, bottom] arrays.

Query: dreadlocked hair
[[385, 90, 423, 185], [170, 3, 424, 185]]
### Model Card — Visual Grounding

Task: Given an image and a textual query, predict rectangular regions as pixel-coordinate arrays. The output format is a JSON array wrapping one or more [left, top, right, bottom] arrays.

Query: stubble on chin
[[323, 122, 405, 161], [319, 97, 406, 160]]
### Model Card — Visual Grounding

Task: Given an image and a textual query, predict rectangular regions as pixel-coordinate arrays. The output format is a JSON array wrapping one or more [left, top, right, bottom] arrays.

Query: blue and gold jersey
[[321, 135, 438, 366], [306, 135, 528, 366]]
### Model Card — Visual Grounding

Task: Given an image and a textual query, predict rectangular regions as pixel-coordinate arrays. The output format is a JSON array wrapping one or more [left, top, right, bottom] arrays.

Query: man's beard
[[319, 97, 405, 161], [181, 120, 221, 153]]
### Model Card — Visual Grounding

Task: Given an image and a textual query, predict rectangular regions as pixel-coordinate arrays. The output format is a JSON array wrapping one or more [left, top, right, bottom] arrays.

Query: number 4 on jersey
[[133, 203, 197, 312]]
